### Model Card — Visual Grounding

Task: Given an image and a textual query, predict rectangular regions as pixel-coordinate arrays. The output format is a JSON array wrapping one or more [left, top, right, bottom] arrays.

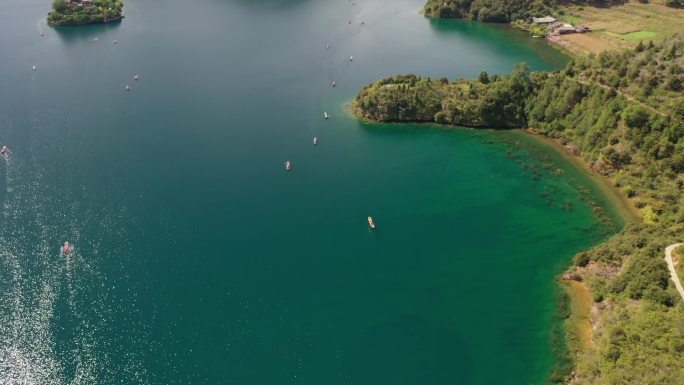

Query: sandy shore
[[505, 129, 644, 368], [563, 280, 593, 350], [513, 129, 642, 225]]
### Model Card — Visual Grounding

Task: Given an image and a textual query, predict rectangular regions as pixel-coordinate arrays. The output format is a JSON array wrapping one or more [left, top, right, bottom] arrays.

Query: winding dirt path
[[665, 243, 684, 302], [573, 77, 667, 117]]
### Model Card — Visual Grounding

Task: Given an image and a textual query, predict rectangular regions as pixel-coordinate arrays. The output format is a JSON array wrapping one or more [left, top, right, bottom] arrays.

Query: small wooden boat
[[62, 241, 73, 254], [368, 216, 375, 229], [285, 161, 292, 171]]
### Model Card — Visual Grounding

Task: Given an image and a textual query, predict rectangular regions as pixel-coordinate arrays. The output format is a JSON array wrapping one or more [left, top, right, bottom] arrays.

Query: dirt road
[[665, 243, 684, 302]]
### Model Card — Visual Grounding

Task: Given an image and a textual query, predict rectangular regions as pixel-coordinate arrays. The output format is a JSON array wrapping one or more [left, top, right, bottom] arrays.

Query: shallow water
[[0, 0, 619, 384]]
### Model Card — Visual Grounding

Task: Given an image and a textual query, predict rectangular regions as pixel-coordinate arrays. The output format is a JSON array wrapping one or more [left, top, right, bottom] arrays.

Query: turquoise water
[[0, 0, 619, 384]]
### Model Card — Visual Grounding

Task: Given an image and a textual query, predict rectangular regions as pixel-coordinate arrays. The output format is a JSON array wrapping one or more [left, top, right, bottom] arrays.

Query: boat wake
[[0, 153, 147, 385]]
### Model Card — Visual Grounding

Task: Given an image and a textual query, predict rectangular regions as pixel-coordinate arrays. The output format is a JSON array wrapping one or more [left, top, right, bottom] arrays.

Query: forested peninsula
[[354, 34, 684, 384], [48, 0, 123, 26]]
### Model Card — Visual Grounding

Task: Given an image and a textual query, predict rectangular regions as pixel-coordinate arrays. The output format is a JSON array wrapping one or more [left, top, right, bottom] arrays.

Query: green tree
[[621, 105, 650, 128], [635, 41, 645, 52], [667, 76, 682, 91], [664, 44, 678, 60], [53, 0, 68, 12]]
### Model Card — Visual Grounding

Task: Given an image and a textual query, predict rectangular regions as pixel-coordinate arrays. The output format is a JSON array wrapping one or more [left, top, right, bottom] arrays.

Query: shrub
[[622, 105, 650, 128]]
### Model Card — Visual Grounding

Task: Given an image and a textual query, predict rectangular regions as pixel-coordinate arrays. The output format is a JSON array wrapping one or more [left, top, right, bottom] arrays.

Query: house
[[558, 24, 578, 34], [532, 16, 556, 24], [70, 0, 94, 6], [546, 21, 591, 36]]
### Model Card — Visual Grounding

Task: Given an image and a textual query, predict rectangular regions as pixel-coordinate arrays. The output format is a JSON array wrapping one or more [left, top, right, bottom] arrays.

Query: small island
[[48, 0, 123, 26]]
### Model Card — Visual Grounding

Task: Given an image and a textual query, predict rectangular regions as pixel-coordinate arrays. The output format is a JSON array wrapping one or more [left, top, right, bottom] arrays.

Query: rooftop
[[532, 16, 556, 24]]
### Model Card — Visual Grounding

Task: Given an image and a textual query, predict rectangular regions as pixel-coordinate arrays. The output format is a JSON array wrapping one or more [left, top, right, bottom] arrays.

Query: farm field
[[557, 0, 684, 54]]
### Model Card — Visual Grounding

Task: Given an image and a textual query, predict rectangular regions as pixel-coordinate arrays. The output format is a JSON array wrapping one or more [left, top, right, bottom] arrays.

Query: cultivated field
[[556, 0, 684, 54]]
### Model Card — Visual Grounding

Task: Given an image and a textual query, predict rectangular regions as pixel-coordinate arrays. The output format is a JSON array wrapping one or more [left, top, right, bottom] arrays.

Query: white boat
[[113, 39, 118, 45], [125, 85, 131, 91], [368, 216, 376, 229], [326, 43, 330, 49], [332, 80, 336, 87], [324, 112, 329, 119], [0, 146, 7, 155], [133, 74, 140, 81], [349, 56, 353, 62], [92, 37, 99, 42], [313, 137, 318, 145], [285, 161, 292, 171], [32, 65, 36, 71]]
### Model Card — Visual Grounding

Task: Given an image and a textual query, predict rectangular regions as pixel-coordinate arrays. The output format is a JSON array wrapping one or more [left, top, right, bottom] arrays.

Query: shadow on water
[[51, 21, 122, 44]]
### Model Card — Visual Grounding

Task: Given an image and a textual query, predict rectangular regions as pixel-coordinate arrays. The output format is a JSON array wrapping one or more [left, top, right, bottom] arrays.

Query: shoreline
[[350, 116, 641, 225], [507, 129, 642, 381], [512, 129, 641, 225], [422, 14, 583, 57], [352, 6, 683, 380], [48, 14, 124, 27], [350, 109, 641, 226], [561, 279, 593, 373], [352, 114, 642, 382]]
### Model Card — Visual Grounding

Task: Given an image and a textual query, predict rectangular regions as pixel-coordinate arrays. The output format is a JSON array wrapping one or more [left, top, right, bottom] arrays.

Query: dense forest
[[422, 0, 681, 22], [354, 35, 684, 384], [423, 0, 552, 22], [48, 0, 123, 26]]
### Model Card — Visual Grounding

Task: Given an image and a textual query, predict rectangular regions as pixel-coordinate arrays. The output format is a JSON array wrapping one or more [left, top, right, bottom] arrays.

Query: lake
[[0, 0, 621, 384]]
